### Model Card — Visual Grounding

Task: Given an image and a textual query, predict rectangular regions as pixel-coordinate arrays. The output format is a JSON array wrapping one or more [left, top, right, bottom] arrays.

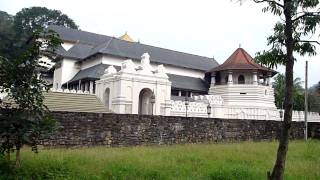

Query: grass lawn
[[0, 140, 319, 180]]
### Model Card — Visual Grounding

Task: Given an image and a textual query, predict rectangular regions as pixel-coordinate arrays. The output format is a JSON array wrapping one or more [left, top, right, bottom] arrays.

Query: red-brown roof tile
[[207, 48, 275, 74]]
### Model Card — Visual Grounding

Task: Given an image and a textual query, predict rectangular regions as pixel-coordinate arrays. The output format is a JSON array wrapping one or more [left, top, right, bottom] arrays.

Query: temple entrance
[[138, 88, 153, 115]]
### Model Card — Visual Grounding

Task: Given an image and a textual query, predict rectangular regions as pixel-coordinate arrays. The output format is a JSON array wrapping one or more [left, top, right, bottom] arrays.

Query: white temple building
[[34, 26, 320, 122]]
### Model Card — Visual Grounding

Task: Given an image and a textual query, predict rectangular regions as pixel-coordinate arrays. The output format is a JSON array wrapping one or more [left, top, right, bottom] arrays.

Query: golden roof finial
[[119, 31, 135, 42]]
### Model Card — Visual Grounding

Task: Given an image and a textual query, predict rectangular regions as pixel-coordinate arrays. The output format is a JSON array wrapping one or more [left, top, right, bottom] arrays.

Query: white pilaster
[[211, 75, 216, 86], [89, 81, 94, 94], [267, 74, 271, 86], [228, 71, 233, 85], [253, 71, 258, 85]]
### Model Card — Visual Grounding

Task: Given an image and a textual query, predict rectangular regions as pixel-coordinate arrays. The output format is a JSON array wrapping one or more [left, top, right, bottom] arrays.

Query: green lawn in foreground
[[0, 140, 319, 180]]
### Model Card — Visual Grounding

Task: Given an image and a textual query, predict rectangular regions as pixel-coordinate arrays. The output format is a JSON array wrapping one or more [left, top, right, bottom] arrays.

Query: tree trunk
[[270, 0, 294, 179], [15, 147, 21, 169]]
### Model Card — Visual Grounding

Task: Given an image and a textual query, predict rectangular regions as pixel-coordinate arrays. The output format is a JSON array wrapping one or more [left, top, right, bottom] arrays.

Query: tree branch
[[253, 0, 284, 8], [298, 40, 320, 45], [293, 12, 320, 22]]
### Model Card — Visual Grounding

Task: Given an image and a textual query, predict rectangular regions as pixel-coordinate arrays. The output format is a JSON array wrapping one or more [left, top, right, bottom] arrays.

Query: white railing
[[49, 88, 94, 95], [170, 98, 320, 122], [284, 110, 320, 122]]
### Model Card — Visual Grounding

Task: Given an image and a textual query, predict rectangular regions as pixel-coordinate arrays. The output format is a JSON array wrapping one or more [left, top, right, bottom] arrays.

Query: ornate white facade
[[95, 53, 171, 115], [47, 51, 320, 122], [34, 26, 320, 122]]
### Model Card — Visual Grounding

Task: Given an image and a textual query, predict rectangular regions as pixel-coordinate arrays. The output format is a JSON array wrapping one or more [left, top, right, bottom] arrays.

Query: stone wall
[[309, 122, 320, 138], [42, 111, 319, 147]]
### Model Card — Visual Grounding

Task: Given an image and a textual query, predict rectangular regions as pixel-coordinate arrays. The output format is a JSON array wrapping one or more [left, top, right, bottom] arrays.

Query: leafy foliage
[[241, 0, 320, 179], [0, 11, 15, 60], [0, 28, 62, 167], [0, 7, 78, 61], [0, 6, 77, 168], [253, 1, 320, 69], [14, 7, 78, 40], [0, 7, 75, 167], [273, 74, 305, 110], [308, 82, 320, 113]]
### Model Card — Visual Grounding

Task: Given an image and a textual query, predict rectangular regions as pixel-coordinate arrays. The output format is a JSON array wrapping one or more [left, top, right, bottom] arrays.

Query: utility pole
[[304, 61, 308, 141]]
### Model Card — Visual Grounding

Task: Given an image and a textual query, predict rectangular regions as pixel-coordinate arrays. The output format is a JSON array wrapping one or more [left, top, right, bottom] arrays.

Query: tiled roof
[[207, 48, 275, 74], [49, 25, 219, 71], [68, 64, 120, 83], [168, 74, 209, 92], [66, 64, 209, 92], [63, 43, 95, 60]]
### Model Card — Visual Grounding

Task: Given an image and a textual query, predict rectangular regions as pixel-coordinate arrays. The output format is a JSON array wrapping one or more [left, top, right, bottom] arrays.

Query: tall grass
[[0, 140, 319, 179]]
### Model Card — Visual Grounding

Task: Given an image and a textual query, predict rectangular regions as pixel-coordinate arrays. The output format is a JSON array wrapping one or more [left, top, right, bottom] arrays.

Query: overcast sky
[[1, 0, 319, 86]]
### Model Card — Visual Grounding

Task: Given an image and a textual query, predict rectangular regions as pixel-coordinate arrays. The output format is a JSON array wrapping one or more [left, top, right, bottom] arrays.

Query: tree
[[273, 74, 304, 110], [0, 11, 15, 60], [237, 0, 320, 179], [308, 82, 320, 113], [0, 8, 78, 61], [14, 7, 78, 39], [0, 29, 61, 168]]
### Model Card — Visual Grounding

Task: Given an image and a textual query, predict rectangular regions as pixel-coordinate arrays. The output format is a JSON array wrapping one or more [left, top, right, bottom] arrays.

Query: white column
[[228, 71, 233, 85], [253, 71, 258, 85], [211, 74, 216, 86], [78, 80, 81, 91], [85, 82, 89, 91], [178, 91, 181, 96], [89, 81, 94, 94]]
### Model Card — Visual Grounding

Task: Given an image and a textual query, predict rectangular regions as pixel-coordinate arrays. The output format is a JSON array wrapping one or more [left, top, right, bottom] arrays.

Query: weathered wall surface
[[42, 112, 319, 147]]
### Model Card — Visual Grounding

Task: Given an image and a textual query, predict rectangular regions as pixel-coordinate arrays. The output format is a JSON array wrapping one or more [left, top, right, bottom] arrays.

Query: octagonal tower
[[207, 48, 277, 108]]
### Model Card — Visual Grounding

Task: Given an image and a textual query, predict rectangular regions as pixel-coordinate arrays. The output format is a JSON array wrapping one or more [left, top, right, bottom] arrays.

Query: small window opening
[[238, 75, 245, 84]]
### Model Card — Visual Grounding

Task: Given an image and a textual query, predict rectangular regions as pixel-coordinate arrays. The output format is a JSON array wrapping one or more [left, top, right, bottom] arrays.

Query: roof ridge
[[99, 37, 114, 52], [49, 25, 112, 44], [85, 38, 114, 58], [239, 48, 258, 68], [240, 48, 268, 69], [51, 25, 215, 61], [137, 42, 215, 61], [50, 25, 219, 71]]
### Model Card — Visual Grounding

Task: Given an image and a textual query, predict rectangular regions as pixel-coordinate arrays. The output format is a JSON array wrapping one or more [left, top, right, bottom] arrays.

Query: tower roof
[[119, 32, 135, 42], [207, 48, 276, 75]]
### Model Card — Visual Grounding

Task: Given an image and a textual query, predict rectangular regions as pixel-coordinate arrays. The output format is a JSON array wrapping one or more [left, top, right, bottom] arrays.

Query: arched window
[[238, 75, 245, 84]]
